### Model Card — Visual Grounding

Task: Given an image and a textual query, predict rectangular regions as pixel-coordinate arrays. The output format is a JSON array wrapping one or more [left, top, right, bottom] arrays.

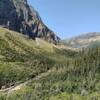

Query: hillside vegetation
[[0, 27, 76, 89], [0, 28, 100, 100]]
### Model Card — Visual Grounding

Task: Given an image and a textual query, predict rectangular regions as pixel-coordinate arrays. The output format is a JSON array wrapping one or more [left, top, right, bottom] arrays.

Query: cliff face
[[0, 0, 60, 44]]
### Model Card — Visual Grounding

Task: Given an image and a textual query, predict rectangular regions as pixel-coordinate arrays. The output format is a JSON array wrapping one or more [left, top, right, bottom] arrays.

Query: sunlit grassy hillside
[[0, 27, 77, 89], [0, 28, 100, 100], [3, 45, 100, 100]]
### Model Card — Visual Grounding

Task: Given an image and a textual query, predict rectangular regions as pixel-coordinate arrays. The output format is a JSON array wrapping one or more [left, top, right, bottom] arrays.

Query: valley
[[0, 0, 100, 100], [0, 27, 100, 100]]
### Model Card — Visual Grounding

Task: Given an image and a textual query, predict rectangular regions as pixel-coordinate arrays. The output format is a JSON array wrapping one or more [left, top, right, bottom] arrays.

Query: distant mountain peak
[[63, 32, 100, 48], [0, 0, 60, 44]]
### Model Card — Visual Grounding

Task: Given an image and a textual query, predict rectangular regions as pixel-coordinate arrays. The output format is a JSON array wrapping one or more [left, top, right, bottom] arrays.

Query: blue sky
[[28, 0, 100, 39]]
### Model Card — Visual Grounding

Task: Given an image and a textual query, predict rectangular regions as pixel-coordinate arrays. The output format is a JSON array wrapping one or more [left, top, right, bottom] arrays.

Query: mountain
[[0, 0, 100, 99], [0, 0, 60, 44], [63, 32, 100, 48]]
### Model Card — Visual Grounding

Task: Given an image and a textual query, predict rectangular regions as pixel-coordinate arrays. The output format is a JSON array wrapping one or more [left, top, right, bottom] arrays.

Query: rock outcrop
[[0, 0, 60, 44]]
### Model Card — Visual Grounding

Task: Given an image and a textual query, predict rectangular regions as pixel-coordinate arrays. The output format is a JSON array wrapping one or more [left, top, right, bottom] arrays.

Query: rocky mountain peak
[[0, 0, 60, 44]]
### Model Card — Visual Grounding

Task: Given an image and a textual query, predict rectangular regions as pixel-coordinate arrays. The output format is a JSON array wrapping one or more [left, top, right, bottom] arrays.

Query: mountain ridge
[[0, 0, 60, 44], [63, 32, 100, 48]]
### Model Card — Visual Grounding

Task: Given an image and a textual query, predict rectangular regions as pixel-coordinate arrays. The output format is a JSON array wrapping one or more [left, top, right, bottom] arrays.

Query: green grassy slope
[[0, 27, 77, 89], [3, 46, 100, 100], [0, 27, 100, 100]]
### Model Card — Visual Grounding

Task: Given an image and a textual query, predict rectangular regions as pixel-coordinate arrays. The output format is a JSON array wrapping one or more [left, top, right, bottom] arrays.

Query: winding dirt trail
[[0, 70, 52, 94]]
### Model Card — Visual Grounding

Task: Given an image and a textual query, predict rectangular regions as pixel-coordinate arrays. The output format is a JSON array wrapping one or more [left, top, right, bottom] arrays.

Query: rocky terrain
[[63, 32, 100, 48], [0, 0, 60, 44]]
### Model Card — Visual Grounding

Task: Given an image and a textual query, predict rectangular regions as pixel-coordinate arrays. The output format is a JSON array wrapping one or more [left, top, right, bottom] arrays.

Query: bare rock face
[[0, 0, 60, 44]]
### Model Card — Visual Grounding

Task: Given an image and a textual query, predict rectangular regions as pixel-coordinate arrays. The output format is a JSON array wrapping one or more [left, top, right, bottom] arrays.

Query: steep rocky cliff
[[0, 0, 60, 44]]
